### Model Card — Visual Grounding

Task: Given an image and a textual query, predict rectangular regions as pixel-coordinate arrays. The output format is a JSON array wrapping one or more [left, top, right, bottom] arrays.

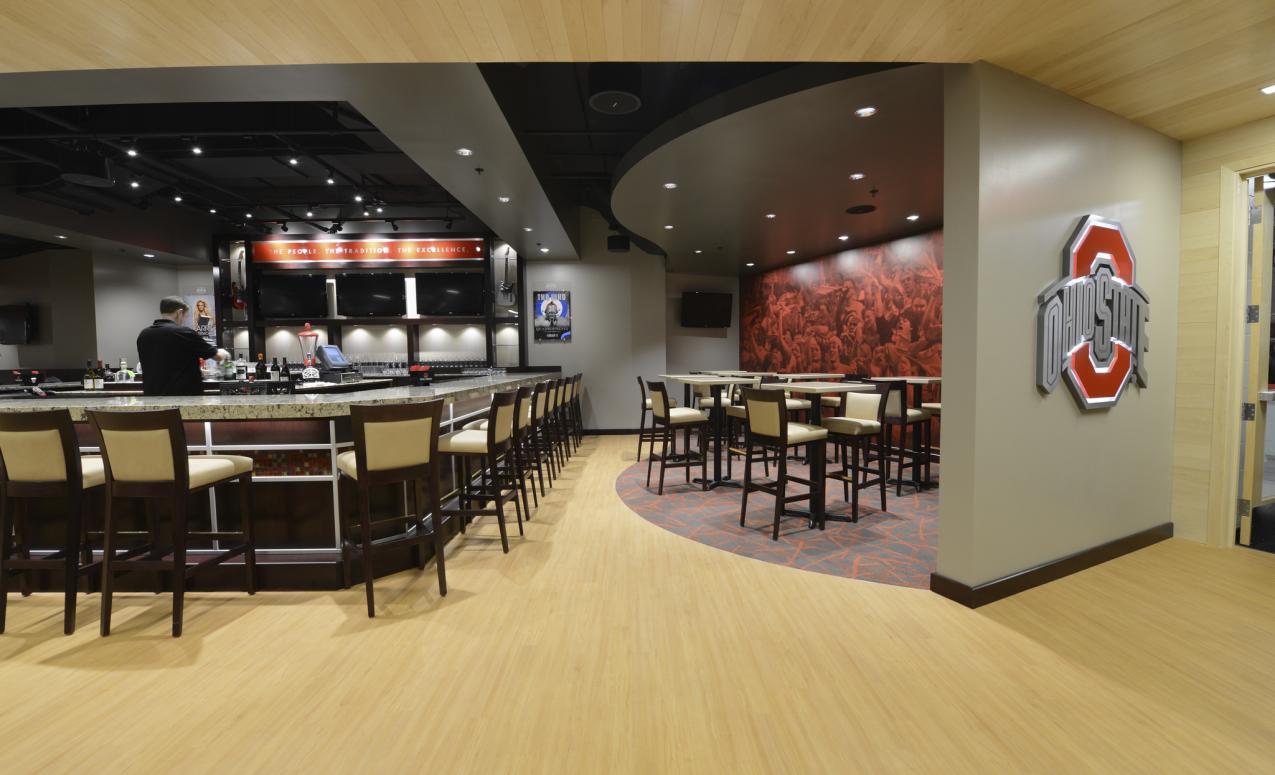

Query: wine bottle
[[83, 360, 95, 390], [255, 352, 267, 381], [269, 357, 280, 381], [281, 357, 291, 381], [93, 360, 105, 390]]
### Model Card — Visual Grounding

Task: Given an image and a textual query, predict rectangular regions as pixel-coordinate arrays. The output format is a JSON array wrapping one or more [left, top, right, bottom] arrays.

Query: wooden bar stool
[[738, 388, 828, 540], [644, 381, 708, 495], [0, 409, 104, 635], [881, 381, 933, 494], [88, 409, 256, 638], [337, 399, 447, 618], [440, 390, 522, 553], [824, 382, 890, 522], [465, 385, 535, 516], [636, 376, 677, 462]]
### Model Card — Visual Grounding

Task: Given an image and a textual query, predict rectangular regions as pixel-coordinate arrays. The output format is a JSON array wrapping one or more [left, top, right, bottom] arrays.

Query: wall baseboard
[[929, 522, 1174, 608]]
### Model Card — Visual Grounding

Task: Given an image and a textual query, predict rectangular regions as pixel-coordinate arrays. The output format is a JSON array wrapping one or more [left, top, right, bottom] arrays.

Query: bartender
[[137, 296, 230, 396]]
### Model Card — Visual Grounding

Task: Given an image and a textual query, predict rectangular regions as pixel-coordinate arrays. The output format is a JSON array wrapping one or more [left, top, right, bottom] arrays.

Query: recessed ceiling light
[[55, 234, 67, 240], [523, 226, 533, 232], [288, 157, 299, 165], [305, 210, 313, 217], [664, 224, 674, 230], [539, 247, 549, 253], [1262, 83, 1275, 95], [354, 194, 363, 203], [765, 213, 776, 219], [191, 145, 202, 155], [838, 234, 850, 241], [326, 175, 335, 185], [849, 173, 865, 181], [143, 253, 155, 258], [209, 208, 217, 214], [173, 193, 183, 202], [786, 249, 796, 255], [663, 182, 678, 190], [854, 106, 877, 118], [129, 180, 140, 188], [125, 148, 138, 157], [694, 249, 703, 254], [363, 210, 370, 216], [498, 196, 511, 203], [375, 206, 384, 213], [455, 147, 474, 157], [745, 262, 755, 267], [245, 212, 253, 218], [906, 214, 920, 222]]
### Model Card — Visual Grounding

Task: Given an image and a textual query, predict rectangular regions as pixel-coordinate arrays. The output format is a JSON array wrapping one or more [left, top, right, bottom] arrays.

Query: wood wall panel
[[0, 1, 1272, 139]]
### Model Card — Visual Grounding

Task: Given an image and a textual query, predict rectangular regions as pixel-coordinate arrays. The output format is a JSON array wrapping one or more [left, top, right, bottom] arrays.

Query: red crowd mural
[[740, 231, 943, 381]]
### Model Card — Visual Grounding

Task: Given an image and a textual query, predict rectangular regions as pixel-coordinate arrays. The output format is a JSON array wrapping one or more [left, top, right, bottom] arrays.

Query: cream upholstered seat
[[823, 416, 881, 436], [187, 457, 241, 489], [784, 422, 827, 445], [80, 456, 106, 488], [96, 428, 254, 490], [826, 392, 886, 436], [785, 398, 812, 411], [665, 407, 709, 425], [644, 397, 676, 409], [820, 395, 842, 407], [887, 407, 930, 423], [725, 404, 747, 419], [921, 402, 941, 415], [464, 406, 532, 432], [438, 429, 491, 454]]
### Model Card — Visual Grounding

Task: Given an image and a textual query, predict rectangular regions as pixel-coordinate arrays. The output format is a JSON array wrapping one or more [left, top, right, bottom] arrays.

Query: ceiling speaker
[[588, 64, 642, 115]]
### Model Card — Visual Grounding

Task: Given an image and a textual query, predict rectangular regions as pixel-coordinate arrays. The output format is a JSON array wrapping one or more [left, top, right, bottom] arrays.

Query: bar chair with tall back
[[738, 388, 828, 541], [0, 409, 104, 635], [635, 376, 676, 462], [439, 390, 522, 553], [881, 381, 933, 495], [465, 385, 535, 516], [823, 382, 890, 522], [88, 408, 256, 638], [336, 399, 448, 618], [644, 381, 709, 495]]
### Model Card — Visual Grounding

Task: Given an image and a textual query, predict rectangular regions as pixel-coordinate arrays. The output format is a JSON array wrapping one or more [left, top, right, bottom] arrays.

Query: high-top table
[[779, 373, 845, 381], [868, 376, 941, 490], [701, 370, 777, 377], [757, 380, 875, 426], [659, 374, 756, 488]]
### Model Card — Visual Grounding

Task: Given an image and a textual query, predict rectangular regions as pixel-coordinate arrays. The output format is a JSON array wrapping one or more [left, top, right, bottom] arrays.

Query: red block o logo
[[1036, 215, 1149, 411]]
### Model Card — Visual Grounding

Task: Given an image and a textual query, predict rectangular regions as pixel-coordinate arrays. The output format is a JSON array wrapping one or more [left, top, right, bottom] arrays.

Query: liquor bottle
[[93, 360, 105, 390], [235, 352, 247, 380], [280, 357, 291, 381], [83, 360, 95, 390], [116, 357, 130, 383], [255, 352, 267, 381], [269, 357, 280, 381]]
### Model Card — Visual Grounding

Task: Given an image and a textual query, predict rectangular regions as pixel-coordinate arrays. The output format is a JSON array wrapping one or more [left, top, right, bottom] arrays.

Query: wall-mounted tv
[[336, 273, 406, 317], [681, 292, 732, 328], [256, 273, 328, 319], [415, 272, 485, 317], [0, 304, 35, 344]]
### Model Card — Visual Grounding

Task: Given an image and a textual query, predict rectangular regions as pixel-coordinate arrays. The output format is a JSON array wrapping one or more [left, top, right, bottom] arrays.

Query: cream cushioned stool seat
[[820, 395, 842, 407], [785, 398, 813, 411], [644, 397, 676, 409], [200, 454, 255, 475], [697, 396, 731, 408], [187, 457, 244, 489], [335, 450, 358, 479], [725, 404, 747, 419], [80, 455, 106, 489], [438, 429, 491, 455], [921, 402, 941, 415], [823, 416, 882, 436], [465, 406, 532, 432], [666, 407, 710, 425], [887, 407, 930, 422], [785, 422, 828, 445]]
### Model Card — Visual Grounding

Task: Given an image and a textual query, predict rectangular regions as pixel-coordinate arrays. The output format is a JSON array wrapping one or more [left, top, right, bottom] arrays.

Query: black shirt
[[137, 319, 217, 396]]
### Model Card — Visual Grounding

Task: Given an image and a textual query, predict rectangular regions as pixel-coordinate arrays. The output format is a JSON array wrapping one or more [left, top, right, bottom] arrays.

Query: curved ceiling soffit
[[611, 64, 943, 276]]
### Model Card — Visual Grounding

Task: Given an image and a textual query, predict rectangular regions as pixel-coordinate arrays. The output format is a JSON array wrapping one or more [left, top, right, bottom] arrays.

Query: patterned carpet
[[615, 450, 938, 588]]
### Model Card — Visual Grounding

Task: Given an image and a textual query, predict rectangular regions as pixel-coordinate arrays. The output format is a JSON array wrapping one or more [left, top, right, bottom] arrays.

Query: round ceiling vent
[[588, 64, 642, 115], [845, 204, 877, 215]]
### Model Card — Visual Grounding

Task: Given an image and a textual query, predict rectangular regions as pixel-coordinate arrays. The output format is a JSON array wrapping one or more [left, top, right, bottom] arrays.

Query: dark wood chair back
[[87, 409, 188, 495], [835, 382, 890, 425], [646, 381, 674, 425], [485, 390, 518, 453], [0, 409, 84, 494], [349, 399, 444, 486]]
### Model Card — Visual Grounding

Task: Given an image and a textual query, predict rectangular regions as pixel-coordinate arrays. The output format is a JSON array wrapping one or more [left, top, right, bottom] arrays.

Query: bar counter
[[2, 371, 561, 591]]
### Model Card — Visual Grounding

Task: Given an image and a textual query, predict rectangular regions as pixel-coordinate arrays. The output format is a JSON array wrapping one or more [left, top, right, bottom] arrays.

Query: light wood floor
[[1, 435, 1273, 773]]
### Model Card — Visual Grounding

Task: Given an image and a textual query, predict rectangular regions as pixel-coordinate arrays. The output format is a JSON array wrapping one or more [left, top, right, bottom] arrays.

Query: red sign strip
[[252, 238, 485, 266]]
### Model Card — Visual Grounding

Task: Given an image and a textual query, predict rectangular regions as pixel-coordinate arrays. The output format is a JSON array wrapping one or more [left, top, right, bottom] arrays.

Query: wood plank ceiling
[[0, 1, 1271, 140]]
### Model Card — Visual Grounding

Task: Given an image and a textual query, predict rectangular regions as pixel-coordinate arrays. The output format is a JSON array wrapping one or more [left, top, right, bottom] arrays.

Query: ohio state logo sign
[[1036, 215, 1149, 410]]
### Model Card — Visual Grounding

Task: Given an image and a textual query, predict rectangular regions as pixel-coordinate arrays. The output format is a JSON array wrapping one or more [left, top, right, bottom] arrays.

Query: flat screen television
[[337, 273, 406, 317], [256, 273, 328, 319], [0, 304, 35, 344], [681, 292, 732, 327], [415, 272, 485, 317]]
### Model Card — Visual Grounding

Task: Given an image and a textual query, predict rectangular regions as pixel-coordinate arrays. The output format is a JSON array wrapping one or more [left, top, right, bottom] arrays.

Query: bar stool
[[569, 373, 584, 449], [922, 386, 940, 484], [88, 408, 257, 638], [465, 385, 535, 516], [440, 390, 522, 553], [636, 376, 677, 461], [881, 381, 932, 495], [824, 383, 890, 522], [336, 399, 447, 618], [738, 388, 828, 540], [644, 381, 708, 495], [0, 409, 104, 635]]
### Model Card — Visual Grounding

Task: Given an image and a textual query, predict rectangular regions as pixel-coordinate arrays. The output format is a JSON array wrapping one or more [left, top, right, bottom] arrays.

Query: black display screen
[[681, 292, 732, 327], [0, 304, 34, 344], [336, 273, 406, 317], [415, 273, 485, 316], [256, 274, 328, 319]]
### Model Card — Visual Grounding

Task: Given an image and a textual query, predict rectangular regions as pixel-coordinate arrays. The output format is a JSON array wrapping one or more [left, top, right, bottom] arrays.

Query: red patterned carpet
[[615, 453, 938, 588]]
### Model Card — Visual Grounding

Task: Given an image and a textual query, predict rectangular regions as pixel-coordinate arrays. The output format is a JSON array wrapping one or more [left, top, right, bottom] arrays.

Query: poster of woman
[[183, 294, 217, 346], [533, 290, 571, 342]]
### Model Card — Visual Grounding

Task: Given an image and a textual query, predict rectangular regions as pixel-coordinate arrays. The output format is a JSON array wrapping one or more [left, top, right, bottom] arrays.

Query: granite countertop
[[0, 372, 559, 421]]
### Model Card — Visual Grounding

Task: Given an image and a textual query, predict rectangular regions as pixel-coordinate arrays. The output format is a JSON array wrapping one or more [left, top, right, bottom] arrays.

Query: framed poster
[[533, 290, 571, 342]]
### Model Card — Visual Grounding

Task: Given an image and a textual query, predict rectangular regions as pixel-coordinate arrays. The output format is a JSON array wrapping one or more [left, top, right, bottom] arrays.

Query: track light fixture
[[353, 193, 363, 203], [388, 220, 399, 231], [280, 222, 289, 232], [326, 173, 335, 185]]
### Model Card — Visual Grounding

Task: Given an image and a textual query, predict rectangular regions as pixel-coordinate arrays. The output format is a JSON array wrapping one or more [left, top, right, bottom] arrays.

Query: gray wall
[[526, 209, 667, 430], [665, 272, 740, 376], [0, 249, 98, 372], [939, 63, 1182, 586]]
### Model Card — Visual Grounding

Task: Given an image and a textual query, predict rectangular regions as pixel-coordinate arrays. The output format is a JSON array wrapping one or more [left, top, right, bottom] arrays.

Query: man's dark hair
[[159, 296, 189, 314]]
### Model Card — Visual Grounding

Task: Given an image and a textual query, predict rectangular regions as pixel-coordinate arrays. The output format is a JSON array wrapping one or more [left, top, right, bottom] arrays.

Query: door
[[1238, 179, 1275, 546]]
